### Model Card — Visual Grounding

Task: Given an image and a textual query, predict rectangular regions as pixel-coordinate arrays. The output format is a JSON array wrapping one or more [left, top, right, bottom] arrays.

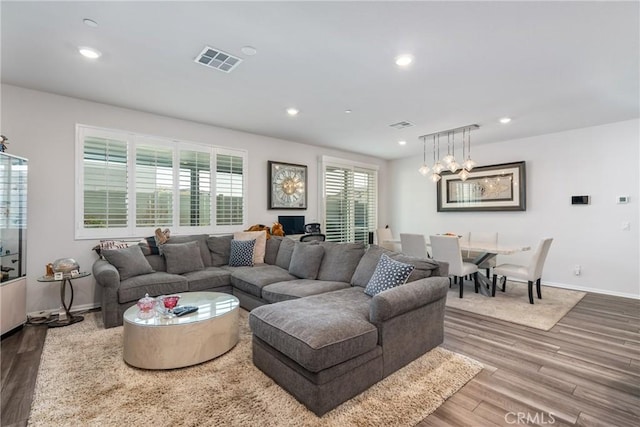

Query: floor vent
[[389, 121, 414, 130], [194, 46, 242, 73]]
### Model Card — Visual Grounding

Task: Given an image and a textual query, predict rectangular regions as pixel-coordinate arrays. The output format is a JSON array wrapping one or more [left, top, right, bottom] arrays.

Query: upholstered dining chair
[[463, 231, 499, 277], [491, 237, 554, 304], [430, 235, 479, 298], [400, 233, 429, 259], [376, 227, 401, 252]]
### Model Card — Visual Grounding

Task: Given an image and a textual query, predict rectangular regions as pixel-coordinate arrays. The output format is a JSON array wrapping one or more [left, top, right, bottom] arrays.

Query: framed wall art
[[268, 161, 307, 210], [437, 161, 526, 212]]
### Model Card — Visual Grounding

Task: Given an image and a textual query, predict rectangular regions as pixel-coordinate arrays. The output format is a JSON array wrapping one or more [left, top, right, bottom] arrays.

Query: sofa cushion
[[229, 239, 256, 267], [118, 272, 188, 303], [234, 230, 267, 264], [249, 287, 377, 372], [165, 234, 211, 267], [289, 244, 325, 279], [275, 237, 295, 270], [351, 245, 390, 287], [207, 235, 233, 267], [262, 279, 352, 304], [230, 265, 296, 298], [182, 268, 232, 292], [162, 241, 205, 274], [317, 242, 365, 283], [264, 236, 282, 265], [364, 254, 415, 297], [144, 254, 166, 272], [102, 245, 155, 281]]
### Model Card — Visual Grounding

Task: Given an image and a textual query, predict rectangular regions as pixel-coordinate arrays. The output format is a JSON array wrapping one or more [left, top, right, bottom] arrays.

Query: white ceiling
[[2, 1, 638, 159]]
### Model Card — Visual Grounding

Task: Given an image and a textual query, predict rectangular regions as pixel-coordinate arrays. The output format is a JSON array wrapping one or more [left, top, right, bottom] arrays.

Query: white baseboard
[[28, 302, 101, 318], [505, 278, 640, 300]]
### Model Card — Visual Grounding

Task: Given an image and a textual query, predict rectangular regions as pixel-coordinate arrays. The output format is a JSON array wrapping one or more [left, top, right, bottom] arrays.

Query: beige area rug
[[29, 311, 482, 427], [446, 280, 586, 331]]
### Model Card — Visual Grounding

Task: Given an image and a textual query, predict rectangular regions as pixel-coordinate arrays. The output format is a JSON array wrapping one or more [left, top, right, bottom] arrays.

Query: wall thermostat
[[571, 195, 590, 205], [617, 195, 629, 204]]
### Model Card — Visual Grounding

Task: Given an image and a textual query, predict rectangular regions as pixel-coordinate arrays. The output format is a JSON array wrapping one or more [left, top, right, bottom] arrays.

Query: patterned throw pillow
[[364, 253, 415, 297], [229, 239, 256, 267]]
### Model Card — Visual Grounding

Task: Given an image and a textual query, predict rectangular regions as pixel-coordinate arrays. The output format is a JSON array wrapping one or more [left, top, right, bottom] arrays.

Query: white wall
[[390, 119, 640, 299], [0, 84, 390, 313]]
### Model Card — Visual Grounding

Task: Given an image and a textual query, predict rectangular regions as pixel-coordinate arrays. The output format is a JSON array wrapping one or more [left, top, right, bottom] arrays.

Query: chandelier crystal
[[416, 124, 479, 182]]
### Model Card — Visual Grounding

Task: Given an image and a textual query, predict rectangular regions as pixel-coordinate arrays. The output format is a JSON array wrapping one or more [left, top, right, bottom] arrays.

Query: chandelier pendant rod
[[418, 123, 480, 140]]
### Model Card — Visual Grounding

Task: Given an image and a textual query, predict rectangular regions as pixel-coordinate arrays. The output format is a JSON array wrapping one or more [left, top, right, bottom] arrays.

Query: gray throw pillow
[[229, 239, 256, 267], [364, 254, 415, 297], [317, 241, 365, 282], [207, 235, 233, 266], [289, 244, 325, 280], [351, 245, 392, 287], [264, 236, 283, 265], [102, 244, 155, 281], [163, 241, 205, 274], [275, 237, 296, 270]]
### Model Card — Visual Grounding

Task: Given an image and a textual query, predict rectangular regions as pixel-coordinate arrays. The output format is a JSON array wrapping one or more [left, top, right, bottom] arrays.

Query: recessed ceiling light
[[398, 140, 407, 146], [241, 46, 257, 56], [83, 18, 98, 28], [395, 54, 413, 67], [499, 117, 512, 124], [78, 46, 101, 59], [345, 109, 352, 114], [286, 108, 299, 116]]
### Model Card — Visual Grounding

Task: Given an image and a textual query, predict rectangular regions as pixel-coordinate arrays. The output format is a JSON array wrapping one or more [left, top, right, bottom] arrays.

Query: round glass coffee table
[[123, 292, 239, 370]]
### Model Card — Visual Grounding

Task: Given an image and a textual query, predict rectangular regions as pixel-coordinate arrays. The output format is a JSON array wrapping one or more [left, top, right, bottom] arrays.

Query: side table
[[37, 272, 90, 327]]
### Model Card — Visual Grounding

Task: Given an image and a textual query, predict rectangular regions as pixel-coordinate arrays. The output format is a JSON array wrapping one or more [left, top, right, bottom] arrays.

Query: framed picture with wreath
[[268, 161, 307, 210]]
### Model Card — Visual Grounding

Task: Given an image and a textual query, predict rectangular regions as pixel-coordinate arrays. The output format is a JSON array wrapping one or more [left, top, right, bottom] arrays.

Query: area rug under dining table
[[445, 280, 586, 330], [28, 310, 482, 427]]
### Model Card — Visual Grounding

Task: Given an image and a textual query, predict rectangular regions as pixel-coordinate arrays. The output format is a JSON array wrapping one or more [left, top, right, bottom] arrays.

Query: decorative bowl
[[52, 258, 80, 273]]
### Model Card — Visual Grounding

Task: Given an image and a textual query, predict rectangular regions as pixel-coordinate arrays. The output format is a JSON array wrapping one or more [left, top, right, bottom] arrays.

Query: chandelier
[[417, 124, 479, 182]]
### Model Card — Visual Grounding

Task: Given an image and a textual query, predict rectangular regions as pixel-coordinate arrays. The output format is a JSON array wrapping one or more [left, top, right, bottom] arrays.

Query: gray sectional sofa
[[93, 233, 450, 415]]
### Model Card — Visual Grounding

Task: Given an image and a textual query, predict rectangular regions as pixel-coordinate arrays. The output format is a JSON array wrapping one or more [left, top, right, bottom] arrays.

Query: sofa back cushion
[[163, 241, 205, 274], [316, 241, 365, 283], [275, 237, 296, 270], [207, 235, 233, 267], [289, 244, 325, 279], [165, 234, 211, 267], [145, 254, 166, 272], [351, 245, 441, 287], [265, 236, 283, 265]]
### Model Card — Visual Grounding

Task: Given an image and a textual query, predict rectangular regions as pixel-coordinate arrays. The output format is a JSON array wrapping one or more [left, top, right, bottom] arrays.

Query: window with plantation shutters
[[136, 143, 173, 228], [76, 125, 247, 239], [81, 133, 128, 232], [215, 152, 244, 226], [322, 157, 378, 244]]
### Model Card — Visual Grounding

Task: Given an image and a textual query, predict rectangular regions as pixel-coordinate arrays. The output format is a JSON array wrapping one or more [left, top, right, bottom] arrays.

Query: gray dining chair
[[430, 235, 479, 298], [492, 237, 554, 304]]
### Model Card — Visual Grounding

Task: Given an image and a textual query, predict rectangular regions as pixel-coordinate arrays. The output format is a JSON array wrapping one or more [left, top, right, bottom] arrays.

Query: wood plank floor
[[1, 293, 639, 426]]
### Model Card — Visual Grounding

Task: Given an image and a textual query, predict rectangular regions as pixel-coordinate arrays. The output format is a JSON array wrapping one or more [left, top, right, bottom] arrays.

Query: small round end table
[[37, 272, 90, 327]]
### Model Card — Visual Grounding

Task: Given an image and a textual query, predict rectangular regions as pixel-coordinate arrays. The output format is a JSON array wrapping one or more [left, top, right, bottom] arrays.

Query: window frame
[[75, 124, 247, 239]]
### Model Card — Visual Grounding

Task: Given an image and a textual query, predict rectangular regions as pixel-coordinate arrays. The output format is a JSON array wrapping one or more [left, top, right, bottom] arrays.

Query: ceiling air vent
[[194, 46, 242, 73], [389, 121, 414, 130]]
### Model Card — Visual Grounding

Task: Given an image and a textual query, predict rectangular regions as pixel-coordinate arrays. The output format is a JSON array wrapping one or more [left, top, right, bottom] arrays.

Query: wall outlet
[[574, 265, 581, 276]]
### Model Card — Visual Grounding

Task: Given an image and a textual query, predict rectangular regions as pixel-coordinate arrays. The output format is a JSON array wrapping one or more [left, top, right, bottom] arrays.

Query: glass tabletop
[[37, 272, 91, 282]]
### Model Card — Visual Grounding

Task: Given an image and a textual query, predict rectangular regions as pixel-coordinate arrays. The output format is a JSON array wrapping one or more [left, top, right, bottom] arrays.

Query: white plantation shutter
[[76, 125, 247, 238], [135, 144, 174, 228], [215, 152, 245, 227], [179, 149, 211, 227], [322, 157, 377, 243], [82, 135, 128, 231]]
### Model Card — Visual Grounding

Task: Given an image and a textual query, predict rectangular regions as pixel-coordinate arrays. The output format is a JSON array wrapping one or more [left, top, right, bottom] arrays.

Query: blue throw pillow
[[364, 253, 415, 296], [229, 239, 256, 267]]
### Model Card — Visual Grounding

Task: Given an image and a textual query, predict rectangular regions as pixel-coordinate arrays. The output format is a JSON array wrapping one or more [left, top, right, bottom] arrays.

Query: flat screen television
[[278, 215, 305, 235]]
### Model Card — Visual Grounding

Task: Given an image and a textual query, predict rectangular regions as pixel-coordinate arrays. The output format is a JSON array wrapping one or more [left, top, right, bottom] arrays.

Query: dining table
[[384, 237, 531, 296]]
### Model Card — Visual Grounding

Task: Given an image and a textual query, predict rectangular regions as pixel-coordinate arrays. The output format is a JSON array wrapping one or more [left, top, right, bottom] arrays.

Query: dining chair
[[400, 233, 429, 258], [430, 235, 479, 298], [491, 237, 554, 304], [463, 231, 499, 277], [376, 228, 401, 251]]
